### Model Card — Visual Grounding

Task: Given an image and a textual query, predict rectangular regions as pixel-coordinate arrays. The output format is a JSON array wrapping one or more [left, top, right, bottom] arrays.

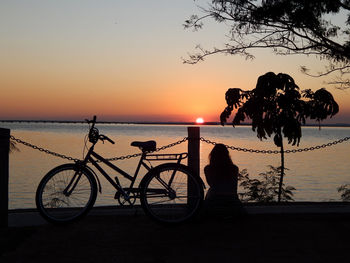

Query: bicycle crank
[[114, 191, 137, 206]]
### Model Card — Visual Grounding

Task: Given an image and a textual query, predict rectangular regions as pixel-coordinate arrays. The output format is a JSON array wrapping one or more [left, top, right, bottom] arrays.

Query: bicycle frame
[[73, 141, 188, 200]]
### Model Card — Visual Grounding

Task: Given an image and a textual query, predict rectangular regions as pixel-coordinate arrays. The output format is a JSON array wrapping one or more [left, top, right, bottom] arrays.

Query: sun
[[195, 117, 204, 124]]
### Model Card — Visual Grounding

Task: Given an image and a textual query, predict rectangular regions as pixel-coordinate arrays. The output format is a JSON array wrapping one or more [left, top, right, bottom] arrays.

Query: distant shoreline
[[1, 119, 350, 127]]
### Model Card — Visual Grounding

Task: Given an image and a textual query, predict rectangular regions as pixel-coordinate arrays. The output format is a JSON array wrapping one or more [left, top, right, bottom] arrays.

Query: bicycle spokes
[[140, 164, 203, 223]]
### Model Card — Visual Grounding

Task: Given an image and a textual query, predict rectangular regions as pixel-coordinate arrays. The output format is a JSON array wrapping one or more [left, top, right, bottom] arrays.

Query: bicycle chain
[[200, 136, 350, 154]]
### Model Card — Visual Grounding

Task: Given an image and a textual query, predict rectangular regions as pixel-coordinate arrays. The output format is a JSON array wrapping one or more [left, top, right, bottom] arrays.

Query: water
[[3, 122, 350, 209]]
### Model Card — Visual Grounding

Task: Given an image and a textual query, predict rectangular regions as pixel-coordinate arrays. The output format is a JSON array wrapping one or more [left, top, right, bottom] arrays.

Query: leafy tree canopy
[[185, 0, 350, 88], [220, 72, 339, 146]]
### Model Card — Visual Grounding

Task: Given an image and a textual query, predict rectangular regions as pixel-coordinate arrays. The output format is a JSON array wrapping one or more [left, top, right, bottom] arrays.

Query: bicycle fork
[[63, 170, 83, 196]]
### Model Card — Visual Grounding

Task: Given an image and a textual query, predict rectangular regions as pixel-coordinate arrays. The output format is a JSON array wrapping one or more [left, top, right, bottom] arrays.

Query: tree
[[221, 71, 338, 202], [184, 0, 350, 89]]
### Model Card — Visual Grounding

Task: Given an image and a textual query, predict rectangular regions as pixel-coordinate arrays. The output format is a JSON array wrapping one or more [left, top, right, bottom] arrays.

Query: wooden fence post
[[0, 128, 10, 228], [187, 127, 200, 177], [187, 127, 200, 206]]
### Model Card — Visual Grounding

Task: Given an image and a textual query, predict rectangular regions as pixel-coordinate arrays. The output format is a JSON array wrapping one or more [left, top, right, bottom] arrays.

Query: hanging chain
[[10, 133, 350, 160], [284, 136, 350, 153], [10, 135, 188, 162], [104, 137, 188, 161], [10, 135, 80, 161], [200, 136, 350, 154], [154, 137, 188, 152]]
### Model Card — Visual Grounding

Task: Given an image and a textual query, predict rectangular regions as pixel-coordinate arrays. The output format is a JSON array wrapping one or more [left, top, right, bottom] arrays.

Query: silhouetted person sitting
[[204, 144, 244, 218]]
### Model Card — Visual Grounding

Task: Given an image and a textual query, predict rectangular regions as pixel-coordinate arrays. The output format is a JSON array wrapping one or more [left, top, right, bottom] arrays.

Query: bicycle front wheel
[[36, 164, 97, 224], [140, 163, 203, 224]]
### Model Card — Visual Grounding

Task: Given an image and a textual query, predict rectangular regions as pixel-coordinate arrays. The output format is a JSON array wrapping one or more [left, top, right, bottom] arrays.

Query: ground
[[1, 212, 350, 263]]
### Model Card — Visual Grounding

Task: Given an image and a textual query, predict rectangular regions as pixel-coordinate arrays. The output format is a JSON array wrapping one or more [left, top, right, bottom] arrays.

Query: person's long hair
[[208, 144, 234, 172]]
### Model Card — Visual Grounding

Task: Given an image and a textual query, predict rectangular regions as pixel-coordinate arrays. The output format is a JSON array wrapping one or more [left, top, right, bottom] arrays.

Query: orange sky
[[1, 1, 350, 123]]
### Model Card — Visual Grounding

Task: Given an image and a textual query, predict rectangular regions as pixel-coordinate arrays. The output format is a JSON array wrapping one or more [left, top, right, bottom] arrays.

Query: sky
[[1, 0, 350, 123]]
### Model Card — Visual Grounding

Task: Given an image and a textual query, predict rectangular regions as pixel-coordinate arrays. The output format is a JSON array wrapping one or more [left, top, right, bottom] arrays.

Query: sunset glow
[[0, 1, 350, 123]]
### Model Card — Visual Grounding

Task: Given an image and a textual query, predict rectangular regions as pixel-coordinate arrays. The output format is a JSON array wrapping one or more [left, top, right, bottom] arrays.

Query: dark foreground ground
[[1, 211, 350, 263]]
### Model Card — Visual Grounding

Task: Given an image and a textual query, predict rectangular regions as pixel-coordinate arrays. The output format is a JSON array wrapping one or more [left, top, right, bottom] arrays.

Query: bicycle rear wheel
[[36, 164, 97, 224], [140, 163, 203, 224]]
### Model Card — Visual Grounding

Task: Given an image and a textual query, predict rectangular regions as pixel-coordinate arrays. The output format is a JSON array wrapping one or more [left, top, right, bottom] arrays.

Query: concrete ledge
[[8, 202, 350, 227]]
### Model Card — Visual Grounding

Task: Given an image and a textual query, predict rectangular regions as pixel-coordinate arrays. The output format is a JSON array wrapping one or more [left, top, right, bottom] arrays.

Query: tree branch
[[185, 0, 350, 87]]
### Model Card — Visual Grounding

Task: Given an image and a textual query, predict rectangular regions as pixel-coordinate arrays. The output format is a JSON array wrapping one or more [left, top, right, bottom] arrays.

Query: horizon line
[[1, 119, 350, 127]]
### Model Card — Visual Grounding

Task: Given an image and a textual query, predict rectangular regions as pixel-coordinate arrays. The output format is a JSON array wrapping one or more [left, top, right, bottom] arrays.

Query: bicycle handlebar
[[86, 116, 115, 145], [100, 134, 115, 144]]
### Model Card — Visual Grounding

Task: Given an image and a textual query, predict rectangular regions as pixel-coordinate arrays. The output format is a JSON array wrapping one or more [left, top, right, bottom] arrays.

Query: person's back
[[204, 163, 238, 201], [204, 144, 244, 217]]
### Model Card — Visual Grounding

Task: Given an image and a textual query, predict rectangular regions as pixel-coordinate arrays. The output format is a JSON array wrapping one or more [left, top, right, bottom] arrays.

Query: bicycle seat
[[131, 140, 156, 152]]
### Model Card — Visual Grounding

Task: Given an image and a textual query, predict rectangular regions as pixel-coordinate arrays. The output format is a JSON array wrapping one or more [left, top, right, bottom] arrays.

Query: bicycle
[[35, 116, 204, 224]]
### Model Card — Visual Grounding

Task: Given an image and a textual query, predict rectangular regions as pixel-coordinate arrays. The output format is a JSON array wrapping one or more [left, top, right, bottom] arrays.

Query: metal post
[[0, 128, 10, 228]]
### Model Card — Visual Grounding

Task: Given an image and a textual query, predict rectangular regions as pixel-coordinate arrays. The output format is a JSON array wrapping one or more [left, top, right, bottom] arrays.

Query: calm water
[[3, 122, 350, 209]]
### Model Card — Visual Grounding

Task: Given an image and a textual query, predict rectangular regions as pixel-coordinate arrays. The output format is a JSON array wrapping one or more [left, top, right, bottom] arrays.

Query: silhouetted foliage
[[221, 72, 338, 201], [9, 141, 18, 153], [221, 72, 339, 145], [338, 184, 350, 201], [185, 0, 350, 88], [238, 166, 295, 202]]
